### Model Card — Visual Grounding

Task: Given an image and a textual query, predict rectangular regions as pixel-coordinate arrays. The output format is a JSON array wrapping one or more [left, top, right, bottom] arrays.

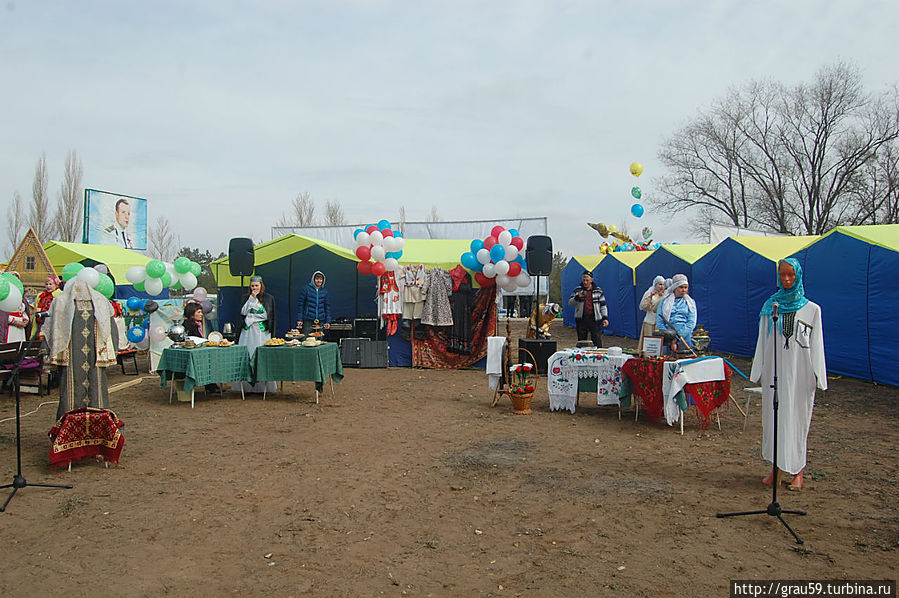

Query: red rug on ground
[[413, 287, 497, 369], [49, 407, 125, 469]]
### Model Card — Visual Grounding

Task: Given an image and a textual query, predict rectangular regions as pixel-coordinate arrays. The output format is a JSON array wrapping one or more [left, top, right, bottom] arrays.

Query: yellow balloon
[[629, 162, 643, 177], [608, 224, 618, 233]]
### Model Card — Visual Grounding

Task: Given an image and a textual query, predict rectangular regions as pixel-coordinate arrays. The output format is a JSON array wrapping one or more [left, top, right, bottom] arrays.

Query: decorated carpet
[[49, 407, 125, 469], [412, 287, 497, 369]]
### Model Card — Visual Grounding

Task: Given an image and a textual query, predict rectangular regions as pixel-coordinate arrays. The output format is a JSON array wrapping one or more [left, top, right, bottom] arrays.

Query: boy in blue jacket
[[296, 270, 331, 333]]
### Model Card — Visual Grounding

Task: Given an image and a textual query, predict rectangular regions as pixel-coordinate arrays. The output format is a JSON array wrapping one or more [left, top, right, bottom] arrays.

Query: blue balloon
[[470, 239, 485, 253], [489, 244, 506, 263], [630, 203, 645, 218], [377, 219, 391, 230], [394, 230, 402, 238], [139, 299, 148, 310], [126, 297, 142, 311], [353, 228, 364, 240], [508, 229, 520, 237], [126, 326, 146, 343], [143, 318, 150, 328], [461, 252, 479, 270]]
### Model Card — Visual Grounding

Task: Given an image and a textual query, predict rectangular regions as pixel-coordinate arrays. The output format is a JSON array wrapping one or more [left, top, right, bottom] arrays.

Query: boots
[[762, 468, 782, 487], [788, 471, 804, 491]]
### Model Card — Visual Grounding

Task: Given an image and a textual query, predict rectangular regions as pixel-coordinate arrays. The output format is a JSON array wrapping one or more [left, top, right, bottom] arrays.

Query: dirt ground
[[1, 321, 897, 597]]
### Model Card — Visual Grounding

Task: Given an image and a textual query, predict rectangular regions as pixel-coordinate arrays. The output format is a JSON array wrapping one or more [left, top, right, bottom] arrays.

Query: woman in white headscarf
[[45, 280, 118, 421], [638, 275, 665, 352], [655, 273, 697, 349]]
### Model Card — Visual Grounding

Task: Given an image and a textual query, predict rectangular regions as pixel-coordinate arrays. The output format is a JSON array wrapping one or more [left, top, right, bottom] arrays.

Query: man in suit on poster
[[104, 198, 134, 248]]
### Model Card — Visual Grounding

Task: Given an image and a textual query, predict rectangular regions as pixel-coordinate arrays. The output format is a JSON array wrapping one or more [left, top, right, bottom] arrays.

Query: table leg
[[168, 371, 174, 404], [190, 388, 195, 409], [263, 386, 267, 401], [680, 410, 684, 435], [315, 388, 320, 404], [329, 376, 336, 401], [240, 384, 245, 401]]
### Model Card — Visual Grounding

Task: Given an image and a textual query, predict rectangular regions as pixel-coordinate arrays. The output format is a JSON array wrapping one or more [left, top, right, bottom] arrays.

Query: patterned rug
[[413, 287, 497, 369], [49, 407, 125, 469]]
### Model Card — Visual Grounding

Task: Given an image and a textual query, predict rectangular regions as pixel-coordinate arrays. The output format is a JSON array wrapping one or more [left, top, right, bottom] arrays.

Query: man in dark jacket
[[568, 270, 609, 347], [296, 270, 331, 333]]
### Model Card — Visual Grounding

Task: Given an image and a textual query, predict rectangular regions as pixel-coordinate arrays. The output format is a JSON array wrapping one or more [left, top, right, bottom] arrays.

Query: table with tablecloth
[[546, 349, 633, 413], [618, 356, 732, 430], [157, 345, 251, 407], [252, 342, 344, 402]]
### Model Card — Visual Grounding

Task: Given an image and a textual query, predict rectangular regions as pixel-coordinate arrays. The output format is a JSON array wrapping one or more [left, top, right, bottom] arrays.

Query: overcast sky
[[2, 1, 896, 261]]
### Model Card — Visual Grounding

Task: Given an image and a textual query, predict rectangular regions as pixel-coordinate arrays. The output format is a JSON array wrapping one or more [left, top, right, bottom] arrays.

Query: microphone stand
[[716, 303, 806, 544], [1, 341, 73, 512]]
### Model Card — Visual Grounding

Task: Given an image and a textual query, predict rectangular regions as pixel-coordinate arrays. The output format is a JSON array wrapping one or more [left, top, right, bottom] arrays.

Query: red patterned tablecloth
[[49, 407, 125, 468]]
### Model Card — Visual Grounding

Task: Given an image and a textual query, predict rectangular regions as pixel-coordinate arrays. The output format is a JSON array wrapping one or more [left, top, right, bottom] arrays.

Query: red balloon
[[355, 245, 371, 261], [366, 225, 378, 233], [382, 229, 394, 237], [371, 261, 386, 277], [507, 262, 522, 277], [357, 260, 373, 275], [484, 236, 497, 250], [491, 225, 505, 238], [475, 272, 495, 287], [511, 236, 524, 250]]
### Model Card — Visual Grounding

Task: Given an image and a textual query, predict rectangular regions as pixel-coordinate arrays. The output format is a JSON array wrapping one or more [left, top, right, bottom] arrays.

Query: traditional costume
[[447, 265, 474, 354], [234, 276, 277, 394], [638, 275, 665, 352], [45, 280, 118, 421], [656, 274, 697, 347], [750, 258, 826, 488]]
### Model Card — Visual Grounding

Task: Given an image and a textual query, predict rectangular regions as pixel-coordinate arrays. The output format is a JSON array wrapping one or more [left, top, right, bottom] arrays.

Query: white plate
[[207, 331, 224, 343]]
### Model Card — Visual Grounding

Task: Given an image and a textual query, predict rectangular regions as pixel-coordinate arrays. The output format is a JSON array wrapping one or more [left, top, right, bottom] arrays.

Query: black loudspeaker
[[525, 235, 553, 276], [228, 238, 255, 277]]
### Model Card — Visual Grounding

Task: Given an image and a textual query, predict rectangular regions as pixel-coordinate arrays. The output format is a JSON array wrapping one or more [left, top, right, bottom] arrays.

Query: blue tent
[[595, 252, 653, 338], [691, 236, 817, 357], [561, 255, 604, 327], [791, 225, 899, 386], [634, 244, 715, 308]]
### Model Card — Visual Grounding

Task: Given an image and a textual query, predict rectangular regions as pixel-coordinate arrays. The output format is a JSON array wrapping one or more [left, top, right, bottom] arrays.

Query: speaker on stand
[[228, 238, 255, 296], [525, 235, 553, 323]]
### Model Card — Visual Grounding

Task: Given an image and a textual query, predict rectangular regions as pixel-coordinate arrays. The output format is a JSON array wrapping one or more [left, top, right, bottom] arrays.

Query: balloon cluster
[[125, 256, 201, 296], [460, 225, 531, 291], [0, 272, 26, 311], [588, 222, 656, 254], [123, 296, 159, 347], [59, 262, 116, 298], [629, 162, 645, 218], [354, 219, 405, 276]]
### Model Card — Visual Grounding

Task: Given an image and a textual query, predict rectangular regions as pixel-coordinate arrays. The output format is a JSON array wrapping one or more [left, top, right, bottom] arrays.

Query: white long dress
[[233, 296, 277, 394], [749, 302, 827, 475]]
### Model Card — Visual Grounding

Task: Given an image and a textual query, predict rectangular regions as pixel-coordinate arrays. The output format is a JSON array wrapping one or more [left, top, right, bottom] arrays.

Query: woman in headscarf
[[655, 273, 697, 350], [233, 275, 277, 393], [33, 275, 61, 338], [45, 279, 118, 421], [638, 275, 665, 352], [750, 258, 826, 491]]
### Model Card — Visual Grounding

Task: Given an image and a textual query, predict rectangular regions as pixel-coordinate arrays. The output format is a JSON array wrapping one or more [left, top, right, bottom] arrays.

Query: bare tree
[[149, 215, 177, 261], [426, 204, 441, 222], [52, 150, 84, 242], [5, 191, 25, 258], [29, 153, 51, 240], [323, 200, 346, 225], [276, 191, 316, 227], [654, 62, 899, 235]]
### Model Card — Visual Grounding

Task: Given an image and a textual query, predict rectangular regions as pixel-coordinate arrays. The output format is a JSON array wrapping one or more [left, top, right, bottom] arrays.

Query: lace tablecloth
[[547, 349, 632, 413]]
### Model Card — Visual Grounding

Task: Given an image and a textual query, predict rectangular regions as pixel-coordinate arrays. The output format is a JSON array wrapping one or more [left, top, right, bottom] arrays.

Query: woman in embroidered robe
[[46, 280, 119, 421], [233, 276, 277, 393], [750, 258, 826, 491], [638, 275, 665, 352]]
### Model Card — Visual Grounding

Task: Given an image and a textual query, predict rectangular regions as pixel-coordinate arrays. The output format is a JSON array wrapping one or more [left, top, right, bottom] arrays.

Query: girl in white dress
[[233, 276, 277, 394]]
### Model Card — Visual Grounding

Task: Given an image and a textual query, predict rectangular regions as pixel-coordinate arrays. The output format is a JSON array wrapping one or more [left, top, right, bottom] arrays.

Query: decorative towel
[[487, 336, 506, 390]]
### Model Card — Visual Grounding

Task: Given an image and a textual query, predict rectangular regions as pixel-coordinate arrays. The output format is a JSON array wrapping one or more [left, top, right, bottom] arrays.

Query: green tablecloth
[[157, 345, 252, 393], [252, 342, 344, 391]]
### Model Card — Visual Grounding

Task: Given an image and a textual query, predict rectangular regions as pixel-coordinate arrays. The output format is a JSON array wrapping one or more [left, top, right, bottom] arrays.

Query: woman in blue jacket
[[296, 270, 331, 333]]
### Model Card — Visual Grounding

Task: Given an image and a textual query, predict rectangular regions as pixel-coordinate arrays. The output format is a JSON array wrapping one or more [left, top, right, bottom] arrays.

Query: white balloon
[[0, 284, 23, 312], [193, 286, 208, 301], [136, 336, 151, 350], [504, 245, 518, 261], [370, 245, 386, 262], [502, 280, 519, 293], [355, 232, 370, 247], [394, 237, 405, 250], [495, 274, 510, 287], [382, 236, 396, 252], [93, 264, 109, 274], [476, 248, 491, 265], [516, 271, 531, 287], [494, 259, 510, 276], [145, 277, 164, 296], [126, 266, 147, 284], [384, 257, 399, 272], [179, 271, 198, 291], [369, 230, 383, 245], [148, 325, 167, 343], [482, 262, 496, 278], [76, 266, 101, 287], [498, 230, 512, 246]]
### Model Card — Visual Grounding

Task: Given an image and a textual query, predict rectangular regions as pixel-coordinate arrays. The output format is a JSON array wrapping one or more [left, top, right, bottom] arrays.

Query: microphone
[[771, 301, 779, 319]]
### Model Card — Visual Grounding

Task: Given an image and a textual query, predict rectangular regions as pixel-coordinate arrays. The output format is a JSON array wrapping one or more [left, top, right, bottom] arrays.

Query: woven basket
[[508, 348, 539, 415]]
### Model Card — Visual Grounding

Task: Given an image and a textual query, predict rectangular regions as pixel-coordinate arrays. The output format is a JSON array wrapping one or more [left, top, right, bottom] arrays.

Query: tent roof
[[733, 235, 820, 261], [570, 255, 604, 271], [43, 241, 151, 284], [607, 251, 653, 284], [397, 239, 469, 269], [820, 224, 899, 252], [658, 243, 716, 263]]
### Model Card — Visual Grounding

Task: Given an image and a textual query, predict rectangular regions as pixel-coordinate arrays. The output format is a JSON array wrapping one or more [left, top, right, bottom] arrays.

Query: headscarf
[[759, 257, 808, 316], [250, 275, 263, 283], [642, 275, 665, 302], [659, 274, 696, 320], [47, 280, 114, 360]]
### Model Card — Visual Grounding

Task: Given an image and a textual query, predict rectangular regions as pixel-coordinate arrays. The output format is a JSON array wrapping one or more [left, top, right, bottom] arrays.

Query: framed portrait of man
[[83, 189, 148, 250]]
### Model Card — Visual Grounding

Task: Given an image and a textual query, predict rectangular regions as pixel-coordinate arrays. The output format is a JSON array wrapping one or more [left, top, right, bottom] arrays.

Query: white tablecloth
[[661, 356, 727, 425], [547, 349, 632, 413]]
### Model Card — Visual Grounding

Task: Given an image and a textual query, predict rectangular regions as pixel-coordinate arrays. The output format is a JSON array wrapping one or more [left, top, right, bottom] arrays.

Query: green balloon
[[0, 277, 9, 301], [146, 260, 166, 278], [631, 186, 642, 199], [95, 273, 115, 298], [161, 271, 173, 287], [170, 279, 182, 291], [174, 256, 191, 274], [134, 280, 146, 292], [1, 272, 23, 295], [62, 262, 84, 281], [189, 261, 202, 276]]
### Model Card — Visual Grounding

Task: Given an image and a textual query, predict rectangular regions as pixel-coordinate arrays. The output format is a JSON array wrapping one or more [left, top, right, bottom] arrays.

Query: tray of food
[[264, 338, 286, 346]]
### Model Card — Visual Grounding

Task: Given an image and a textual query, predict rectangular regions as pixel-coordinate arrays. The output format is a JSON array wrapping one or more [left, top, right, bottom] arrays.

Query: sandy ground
[[1, 321, 897, 597]]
